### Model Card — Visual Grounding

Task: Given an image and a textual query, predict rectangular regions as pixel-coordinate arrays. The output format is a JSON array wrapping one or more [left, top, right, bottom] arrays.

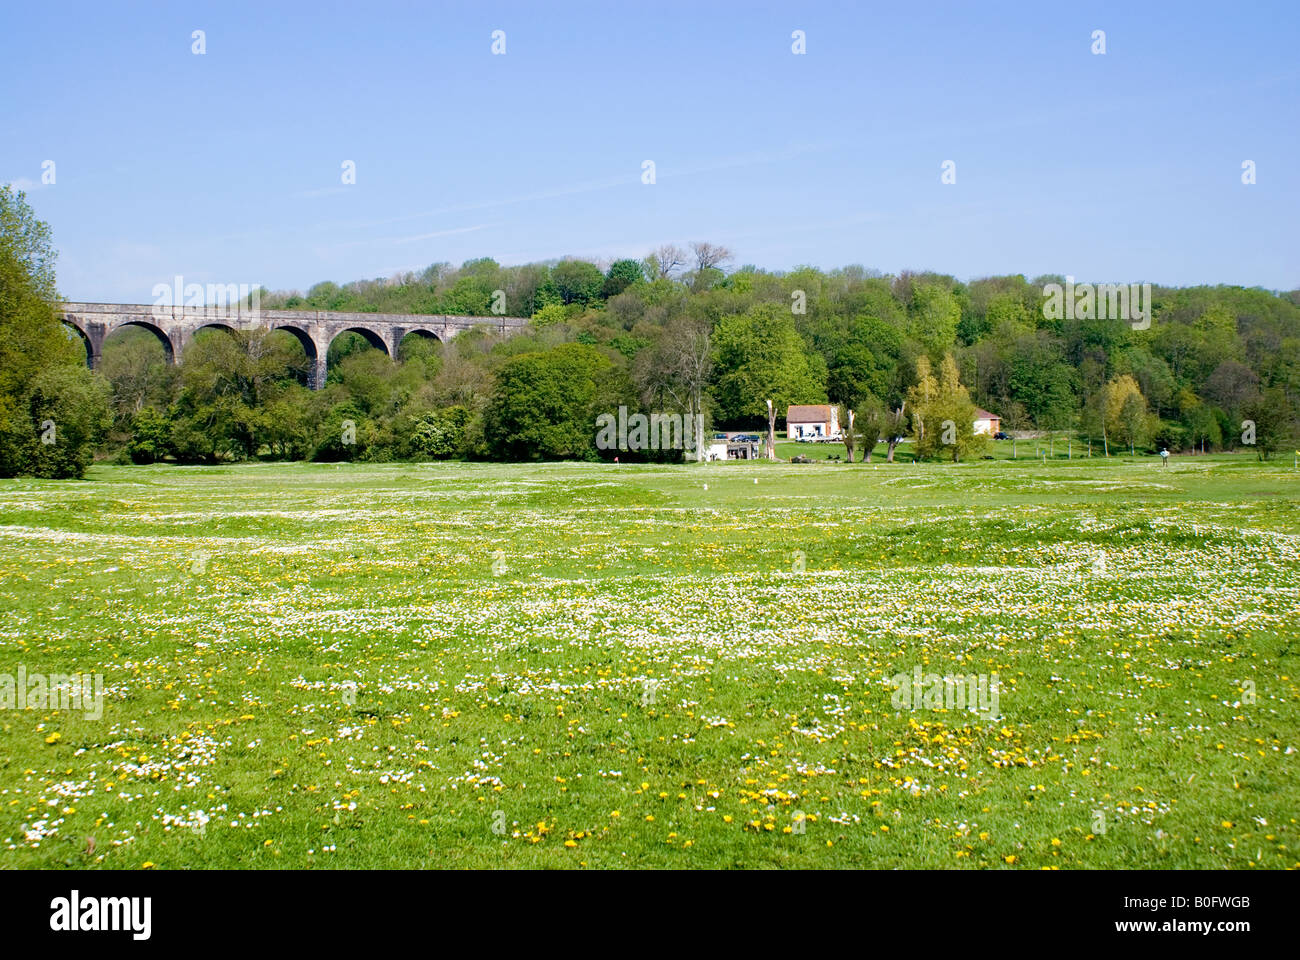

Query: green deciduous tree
[[1242, 387, 1295, 461], [1118, 390, 1149, 455], [907, 281, 961, 355], [0, 186, 111, 477], [412, 406, 472, 459], [126, 407, 173, 464], [908, 354, 986, 462], [547, 260, 607, 306], [826, 315, 903, 410], [1096, 374, 1146, 456], [603, 259, 646, 299], [711, 303, 826, 424], [18, 365, 112, 478], [484, 343, 629, 460]]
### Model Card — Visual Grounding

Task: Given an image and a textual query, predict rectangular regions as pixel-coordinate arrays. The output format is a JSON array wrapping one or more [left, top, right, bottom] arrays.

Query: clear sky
[[3, 0, 1297, 302]]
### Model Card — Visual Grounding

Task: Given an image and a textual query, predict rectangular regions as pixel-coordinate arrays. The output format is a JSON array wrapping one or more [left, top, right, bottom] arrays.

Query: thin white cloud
[[723, 211, 886, 242], [213, 140, 840, 246], [323, 223, 493, 252], [292, 185, 353, 199], [327, 176, 632, 232], [490, 209, 883, 268], [352, 141, 837, 230]]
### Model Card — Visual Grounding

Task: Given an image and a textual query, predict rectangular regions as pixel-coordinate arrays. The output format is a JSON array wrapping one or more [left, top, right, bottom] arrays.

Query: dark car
[[994, 431, 1010, 440]]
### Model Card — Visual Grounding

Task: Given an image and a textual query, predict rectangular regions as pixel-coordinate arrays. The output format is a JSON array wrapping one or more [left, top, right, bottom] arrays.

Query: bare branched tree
[[634, 313, 712, 459], [690, 241, 733, 273], [648, 244, 689, 280]]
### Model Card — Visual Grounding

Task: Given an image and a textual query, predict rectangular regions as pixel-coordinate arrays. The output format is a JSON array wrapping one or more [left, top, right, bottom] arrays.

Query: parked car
[[733, 434, 761, 444], [994, 431, 1010, 440]]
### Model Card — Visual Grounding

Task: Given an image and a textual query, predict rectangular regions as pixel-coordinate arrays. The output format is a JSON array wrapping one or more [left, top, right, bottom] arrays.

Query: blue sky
[[3, 0, 1297, 302]]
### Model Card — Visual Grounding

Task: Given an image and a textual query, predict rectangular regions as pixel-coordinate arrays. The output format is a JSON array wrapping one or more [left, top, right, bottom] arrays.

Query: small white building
[[727, 441, 761, 460], [704, 440, 729, 461], [973, 409, 1002, 435], [786, 404, 840, 441]]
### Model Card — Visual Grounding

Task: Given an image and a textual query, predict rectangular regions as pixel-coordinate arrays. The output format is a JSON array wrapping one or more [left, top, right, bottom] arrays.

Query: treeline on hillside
[[3, 188, 1298, 477], [112, 243, 1300, 466]]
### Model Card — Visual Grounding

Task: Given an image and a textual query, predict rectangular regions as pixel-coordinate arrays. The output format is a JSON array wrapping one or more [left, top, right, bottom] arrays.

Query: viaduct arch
[[59, 302, 531, 389]]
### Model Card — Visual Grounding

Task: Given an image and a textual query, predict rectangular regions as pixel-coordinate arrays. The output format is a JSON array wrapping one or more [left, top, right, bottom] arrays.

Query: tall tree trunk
[[886, 404, 905, 462], [765, 399, 776, 460]]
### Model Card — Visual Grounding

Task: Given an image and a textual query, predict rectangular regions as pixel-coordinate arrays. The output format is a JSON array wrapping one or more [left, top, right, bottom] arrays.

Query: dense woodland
[[3, 186, 1299, 477]]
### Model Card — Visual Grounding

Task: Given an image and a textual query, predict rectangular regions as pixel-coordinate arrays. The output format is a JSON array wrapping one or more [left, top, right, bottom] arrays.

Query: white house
[[973, 409, 1002, 435], [786, 404, 840, 441]]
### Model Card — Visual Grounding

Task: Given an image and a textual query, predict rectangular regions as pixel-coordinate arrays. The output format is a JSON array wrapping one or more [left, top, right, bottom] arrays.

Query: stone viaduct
[[59, 302, 532, 389]]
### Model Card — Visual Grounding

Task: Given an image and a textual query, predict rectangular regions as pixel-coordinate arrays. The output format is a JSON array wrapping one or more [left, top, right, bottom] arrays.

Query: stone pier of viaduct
[[59, 302, 532, 389]]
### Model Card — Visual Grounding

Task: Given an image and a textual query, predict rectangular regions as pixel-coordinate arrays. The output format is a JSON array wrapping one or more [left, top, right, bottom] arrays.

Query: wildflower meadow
[[1, 454, 1294, 869]]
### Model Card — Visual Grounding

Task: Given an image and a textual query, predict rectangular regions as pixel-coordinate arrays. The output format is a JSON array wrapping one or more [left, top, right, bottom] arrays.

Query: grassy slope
[[0, 454, 1296, 869]]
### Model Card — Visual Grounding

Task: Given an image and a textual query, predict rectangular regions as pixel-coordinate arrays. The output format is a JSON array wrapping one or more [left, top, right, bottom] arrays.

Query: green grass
[[1, 454, 1297, 869], [777, 436, 1143, 461]]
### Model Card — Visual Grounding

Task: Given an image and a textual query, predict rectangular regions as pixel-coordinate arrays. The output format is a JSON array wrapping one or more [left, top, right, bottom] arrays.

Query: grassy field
[[773, 436, 1094, 461], [0, 454, 1297, 869]]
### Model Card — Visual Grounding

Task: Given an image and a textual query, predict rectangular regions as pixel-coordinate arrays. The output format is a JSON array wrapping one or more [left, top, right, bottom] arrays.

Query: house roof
[[974, 409, 1000, 420], [787, 404, 834, 422]]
